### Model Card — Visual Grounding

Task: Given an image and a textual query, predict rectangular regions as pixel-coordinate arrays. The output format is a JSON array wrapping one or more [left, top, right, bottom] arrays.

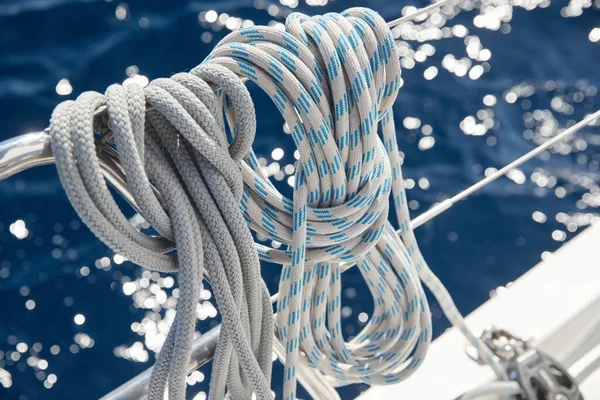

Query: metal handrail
[[5, 110, 597, 231]]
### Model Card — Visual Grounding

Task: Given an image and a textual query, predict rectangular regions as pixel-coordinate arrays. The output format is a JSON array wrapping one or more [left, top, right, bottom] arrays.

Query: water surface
[[0, 0, 599, 398]]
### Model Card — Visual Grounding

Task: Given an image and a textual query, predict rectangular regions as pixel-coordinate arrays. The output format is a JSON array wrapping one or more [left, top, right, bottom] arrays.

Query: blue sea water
[[0, 0, 598, 399]]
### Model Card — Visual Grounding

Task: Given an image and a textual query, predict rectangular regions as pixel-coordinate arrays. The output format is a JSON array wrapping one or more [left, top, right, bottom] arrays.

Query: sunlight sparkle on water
[[55, 79, 73, 96], [9, 220, 28, 239]]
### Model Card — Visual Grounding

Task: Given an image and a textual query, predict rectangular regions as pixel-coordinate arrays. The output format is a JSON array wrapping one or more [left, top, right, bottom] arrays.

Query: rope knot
[[206, 8, 430, 399], [208, 8, 400, 266], [50, 64, 274, 400]]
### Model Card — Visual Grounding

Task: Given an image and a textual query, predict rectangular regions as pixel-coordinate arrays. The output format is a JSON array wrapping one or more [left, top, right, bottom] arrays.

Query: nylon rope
[[48, 7, 507, 400], [49, 65, 274, 400]]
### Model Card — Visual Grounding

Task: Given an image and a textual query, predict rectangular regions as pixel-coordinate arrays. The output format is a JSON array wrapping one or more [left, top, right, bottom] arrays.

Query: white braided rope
[[46, 6, 508, 400], [208, 7, 507, 399]]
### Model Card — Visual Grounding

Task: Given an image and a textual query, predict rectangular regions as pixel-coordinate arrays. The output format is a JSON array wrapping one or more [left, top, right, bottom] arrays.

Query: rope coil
[[208, 9, 428, 397], [48, 6, 505, 400], [50, 64, 273, 400]]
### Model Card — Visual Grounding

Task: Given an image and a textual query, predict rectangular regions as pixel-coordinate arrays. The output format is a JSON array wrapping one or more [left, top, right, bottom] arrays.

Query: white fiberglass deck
[[359, 221, 600, 400]]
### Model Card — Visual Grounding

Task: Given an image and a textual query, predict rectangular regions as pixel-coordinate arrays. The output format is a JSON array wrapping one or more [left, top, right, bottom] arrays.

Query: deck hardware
[[469, 327, 583, 400]]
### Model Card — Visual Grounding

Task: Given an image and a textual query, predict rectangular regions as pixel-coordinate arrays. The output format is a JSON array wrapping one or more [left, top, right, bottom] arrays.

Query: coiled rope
[[49, 65, 273, 400], [48, 6, 506, 400], [209, 8, 507, 398]]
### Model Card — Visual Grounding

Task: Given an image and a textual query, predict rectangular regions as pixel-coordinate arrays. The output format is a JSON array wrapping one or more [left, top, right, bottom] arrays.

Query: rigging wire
[[387, 0, 454, 28], [411, 110, 600, 229]]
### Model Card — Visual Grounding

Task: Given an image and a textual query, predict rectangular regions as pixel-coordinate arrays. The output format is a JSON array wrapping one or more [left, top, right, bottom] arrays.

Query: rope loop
[[49, 65, 273, 400], [210, 9, 398, 267], [205, 8, 435, 399]]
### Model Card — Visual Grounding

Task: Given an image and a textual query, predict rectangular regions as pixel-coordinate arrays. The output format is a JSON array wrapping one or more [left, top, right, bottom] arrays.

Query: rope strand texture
[[48, 6, 506, 400], [208, 7, 507, 399], [49, 64, 273, 400]]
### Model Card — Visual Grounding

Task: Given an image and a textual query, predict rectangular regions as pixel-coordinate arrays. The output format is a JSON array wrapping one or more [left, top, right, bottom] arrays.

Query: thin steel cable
[[47, 6, 508, 400]]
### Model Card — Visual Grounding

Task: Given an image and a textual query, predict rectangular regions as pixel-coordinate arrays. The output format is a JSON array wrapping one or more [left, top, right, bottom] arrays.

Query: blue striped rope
[[205, 7, 507, 399]]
